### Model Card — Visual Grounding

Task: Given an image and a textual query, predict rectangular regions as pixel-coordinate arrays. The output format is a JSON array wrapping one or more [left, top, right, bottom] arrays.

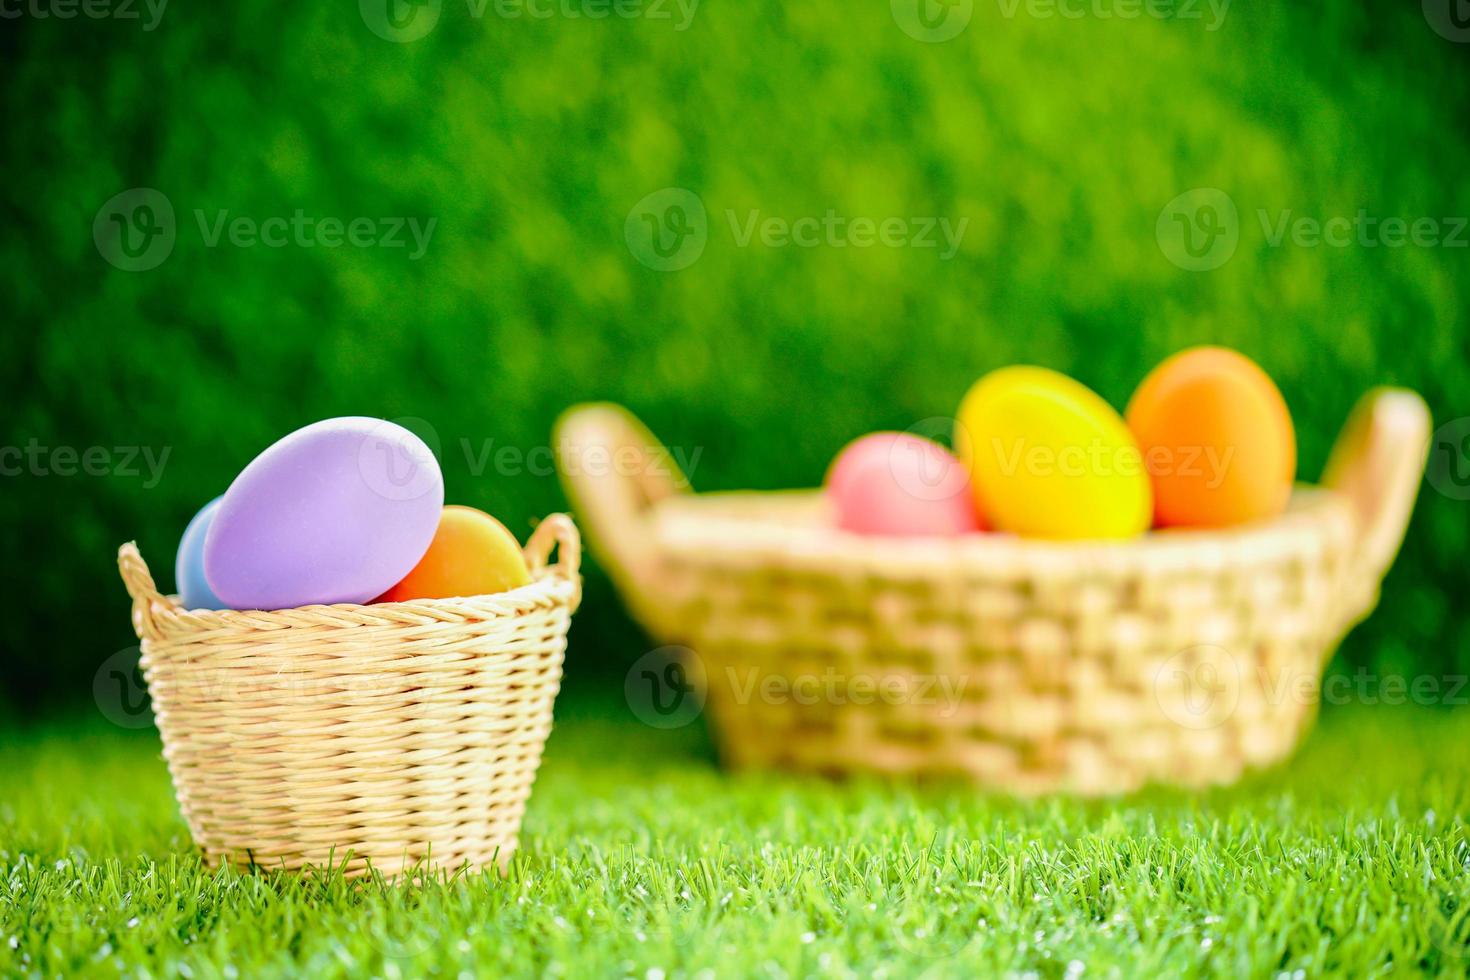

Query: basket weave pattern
[[118, 514, 581, 875], [558, 392, 1430, 795], [655, 493, 1354, 794]]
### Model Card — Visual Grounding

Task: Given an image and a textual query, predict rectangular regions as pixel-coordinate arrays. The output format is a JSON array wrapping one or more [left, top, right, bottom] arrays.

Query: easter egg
[[826, 432, 983, 536], [956, 366, 1152, 540], [1126, 346, 1295, 528], [377, 506, 532, 602], [204, 417, 443, 610], [174, 497, 227, 610]]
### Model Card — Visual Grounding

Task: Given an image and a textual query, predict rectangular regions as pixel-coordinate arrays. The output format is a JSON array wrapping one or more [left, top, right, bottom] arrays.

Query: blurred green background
[[2, 1, 1466, 717]]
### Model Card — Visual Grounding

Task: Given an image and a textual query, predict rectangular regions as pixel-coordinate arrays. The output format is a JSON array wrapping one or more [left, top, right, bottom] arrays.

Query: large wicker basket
[[557, 391, 1430, 795], [117, 514, 581, 875]]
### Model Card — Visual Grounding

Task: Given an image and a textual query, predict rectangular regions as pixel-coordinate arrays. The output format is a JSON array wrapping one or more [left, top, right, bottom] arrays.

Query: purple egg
[[204, 417, 444, 610]]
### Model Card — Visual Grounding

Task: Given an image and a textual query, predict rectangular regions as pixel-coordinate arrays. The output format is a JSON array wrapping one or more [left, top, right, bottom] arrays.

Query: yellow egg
[[956, 366, 1152, 540]]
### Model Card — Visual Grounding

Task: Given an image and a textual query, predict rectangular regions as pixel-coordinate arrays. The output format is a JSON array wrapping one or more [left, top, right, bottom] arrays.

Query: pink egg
[[825, 432, 984, 536]]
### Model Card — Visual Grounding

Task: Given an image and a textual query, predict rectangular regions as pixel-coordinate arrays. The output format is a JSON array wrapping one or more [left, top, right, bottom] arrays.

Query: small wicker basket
[[557, 391, 1431, 795], [117, 513, 581, 876]]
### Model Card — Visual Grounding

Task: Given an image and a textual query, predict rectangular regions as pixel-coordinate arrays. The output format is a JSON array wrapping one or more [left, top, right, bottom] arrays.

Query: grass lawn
[[4, 697, 1469, 978]]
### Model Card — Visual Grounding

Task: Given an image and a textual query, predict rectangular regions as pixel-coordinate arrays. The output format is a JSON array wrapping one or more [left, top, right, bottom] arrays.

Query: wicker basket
[[557, 391, 1431, 795], [117, 514, 581, 875]]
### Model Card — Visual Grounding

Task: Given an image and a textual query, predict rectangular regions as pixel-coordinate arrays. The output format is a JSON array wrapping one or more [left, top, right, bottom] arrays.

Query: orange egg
[[376, 505, 531, 602], [1126, 347, 1296, 528]]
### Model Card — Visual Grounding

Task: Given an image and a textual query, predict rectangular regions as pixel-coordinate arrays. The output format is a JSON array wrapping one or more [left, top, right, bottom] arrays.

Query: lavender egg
[[203, 417, 443, 610]]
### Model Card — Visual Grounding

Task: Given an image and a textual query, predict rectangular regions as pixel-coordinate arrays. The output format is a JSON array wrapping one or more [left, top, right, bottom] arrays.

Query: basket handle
[[1321, 387, 1432, 632], [118, 542, 171, 643], [524, 513, 583, 607], [554, 403, 690, 632]]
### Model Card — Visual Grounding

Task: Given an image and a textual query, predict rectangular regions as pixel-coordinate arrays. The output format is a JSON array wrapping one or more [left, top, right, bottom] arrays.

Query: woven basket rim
[[150, 569, 577, 624], [650, 486, 1356, 573], [119, 513, 583, 638]]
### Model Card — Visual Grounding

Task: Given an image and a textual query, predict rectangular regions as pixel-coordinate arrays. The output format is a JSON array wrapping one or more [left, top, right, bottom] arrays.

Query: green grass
[[5, 699, 1470, 977]]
